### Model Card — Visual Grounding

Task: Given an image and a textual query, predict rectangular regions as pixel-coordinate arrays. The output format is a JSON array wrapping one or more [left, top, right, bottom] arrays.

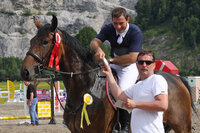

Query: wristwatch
[[109, 58, 114, 64]]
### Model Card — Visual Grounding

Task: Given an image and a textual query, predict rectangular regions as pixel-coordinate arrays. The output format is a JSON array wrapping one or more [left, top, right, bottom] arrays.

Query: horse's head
[[21, 15, 59, 81]]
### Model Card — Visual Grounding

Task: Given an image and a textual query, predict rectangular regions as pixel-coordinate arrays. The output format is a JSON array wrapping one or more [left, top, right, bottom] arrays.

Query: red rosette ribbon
[[48, 32, 61, 70]]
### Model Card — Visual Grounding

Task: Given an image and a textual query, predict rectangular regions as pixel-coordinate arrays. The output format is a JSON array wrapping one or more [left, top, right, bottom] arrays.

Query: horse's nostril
[[24, 69, 29, 77], [21, 68, 29, 80]]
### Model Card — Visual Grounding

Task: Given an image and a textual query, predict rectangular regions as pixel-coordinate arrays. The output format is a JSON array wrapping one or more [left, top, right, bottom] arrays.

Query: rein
[[45, 67, 100, 77], [27, 30, 100, 111], [27, 30, 101, 132], [27, 30, 101, 76], [50, 75, 83, 133]]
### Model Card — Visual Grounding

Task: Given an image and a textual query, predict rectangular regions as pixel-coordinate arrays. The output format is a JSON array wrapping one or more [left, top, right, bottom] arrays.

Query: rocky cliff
[[0, 0, 138, 58]]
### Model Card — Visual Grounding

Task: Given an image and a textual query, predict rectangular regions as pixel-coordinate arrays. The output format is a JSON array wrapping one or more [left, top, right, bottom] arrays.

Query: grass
[[0, 81, 66, 103], [143, 22, 174, 39], [0, 81, 21, 91], [22, 10, 32, 16], [0, 81, 65, 91], [0, 8, 15, 15]]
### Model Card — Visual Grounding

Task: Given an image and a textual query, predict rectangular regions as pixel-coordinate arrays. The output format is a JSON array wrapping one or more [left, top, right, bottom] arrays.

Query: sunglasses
[[137, 60, 154, 65]]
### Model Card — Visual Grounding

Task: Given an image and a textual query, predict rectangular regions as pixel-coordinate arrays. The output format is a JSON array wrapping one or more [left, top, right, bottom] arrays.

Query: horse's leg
[[166, 109, 192, 133], [171, 123, 192, 133], [166, 84, 192, 133], [106, 115, 116, 133], [104, 98, 117, 133]]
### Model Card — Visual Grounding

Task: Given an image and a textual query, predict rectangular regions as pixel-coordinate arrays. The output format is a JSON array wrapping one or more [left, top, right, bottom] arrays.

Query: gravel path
[[0, 102, 200, 133], [0, 102, 71, 133]]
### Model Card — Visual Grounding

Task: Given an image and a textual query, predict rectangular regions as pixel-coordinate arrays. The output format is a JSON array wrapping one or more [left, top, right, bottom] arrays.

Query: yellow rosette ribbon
[[80, 93, 93, 129]]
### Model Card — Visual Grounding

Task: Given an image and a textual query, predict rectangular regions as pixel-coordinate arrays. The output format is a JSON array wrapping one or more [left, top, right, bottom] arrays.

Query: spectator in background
[[24, 81, 39, 126]]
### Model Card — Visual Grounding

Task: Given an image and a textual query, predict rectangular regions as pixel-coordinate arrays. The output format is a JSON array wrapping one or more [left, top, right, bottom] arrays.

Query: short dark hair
[[112, 7, 128, 20], [137, 50, 155, 62]]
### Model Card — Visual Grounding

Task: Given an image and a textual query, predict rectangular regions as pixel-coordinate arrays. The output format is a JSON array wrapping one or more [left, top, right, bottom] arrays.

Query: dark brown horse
[[21, 15, 195, 133]]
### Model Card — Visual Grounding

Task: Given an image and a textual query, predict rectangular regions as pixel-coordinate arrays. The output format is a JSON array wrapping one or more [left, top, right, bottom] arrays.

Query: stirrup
[[112, 122, 121, 133], [112, 109, 121, 133]]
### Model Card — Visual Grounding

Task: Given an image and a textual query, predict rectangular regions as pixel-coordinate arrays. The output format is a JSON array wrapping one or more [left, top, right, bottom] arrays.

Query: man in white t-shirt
[[101, 50, 168, 133]]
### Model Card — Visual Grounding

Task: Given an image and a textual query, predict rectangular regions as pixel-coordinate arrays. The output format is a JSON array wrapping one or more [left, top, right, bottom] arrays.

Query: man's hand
[[28, 101, 32, 107], [101, 59, 112, 77], [94, 48, 105, 61], [123, 98, 136, 109], [90, 38, 105, 61]]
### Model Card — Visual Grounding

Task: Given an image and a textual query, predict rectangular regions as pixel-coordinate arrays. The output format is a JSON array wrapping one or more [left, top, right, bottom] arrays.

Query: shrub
[[46, 12, 57, 16], [22, 10, 32, 16]]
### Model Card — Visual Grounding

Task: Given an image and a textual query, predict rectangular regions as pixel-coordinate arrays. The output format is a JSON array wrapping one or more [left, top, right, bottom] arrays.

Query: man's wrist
[[95, 47, 103, 53]]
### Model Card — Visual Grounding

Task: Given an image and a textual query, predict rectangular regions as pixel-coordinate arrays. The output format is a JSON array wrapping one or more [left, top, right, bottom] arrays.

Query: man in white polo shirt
[[90, 7, 142, 132]]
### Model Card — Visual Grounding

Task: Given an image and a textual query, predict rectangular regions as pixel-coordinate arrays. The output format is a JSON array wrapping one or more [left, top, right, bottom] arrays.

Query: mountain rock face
[[0, 0, 138, 58]]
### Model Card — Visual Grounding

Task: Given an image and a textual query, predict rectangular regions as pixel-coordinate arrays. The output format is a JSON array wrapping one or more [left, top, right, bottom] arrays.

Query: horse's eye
[[42, 40, 49, 45]]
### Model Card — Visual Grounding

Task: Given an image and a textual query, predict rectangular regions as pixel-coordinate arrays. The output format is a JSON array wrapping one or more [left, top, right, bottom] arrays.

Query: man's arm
[[101, 62, 129, 101], [90, 38, 105, 61], [90, 38, 102, 52], [109, 52, 139, 66], [124, 94, 168, 112], [28, 92, 34, 107]]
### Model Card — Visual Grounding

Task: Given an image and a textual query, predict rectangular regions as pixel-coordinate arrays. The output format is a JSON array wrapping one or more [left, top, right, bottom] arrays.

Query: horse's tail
[[179, 76, 198, 114]]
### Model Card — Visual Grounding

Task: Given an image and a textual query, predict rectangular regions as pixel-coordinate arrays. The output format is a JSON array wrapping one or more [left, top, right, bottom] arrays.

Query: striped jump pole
[[0, 116, 30, 120]]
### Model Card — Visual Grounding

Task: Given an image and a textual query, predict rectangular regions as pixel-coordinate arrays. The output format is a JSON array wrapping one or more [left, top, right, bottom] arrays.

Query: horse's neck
[[59, 51, 97, 105], [90, 71, 107, 99]]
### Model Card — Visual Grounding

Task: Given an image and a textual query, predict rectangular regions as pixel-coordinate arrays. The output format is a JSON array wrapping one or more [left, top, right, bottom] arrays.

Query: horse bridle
[[26, 30, 100, 109], [27, 31, 103, 132], [26, 32, 57, 74], [27, 31, 100, 76]]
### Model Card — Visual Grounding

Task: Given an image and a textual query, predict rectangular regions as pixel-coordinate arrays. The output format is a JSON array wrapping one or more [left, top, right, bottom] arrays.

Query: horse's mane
[[59, 29, 98, 68]]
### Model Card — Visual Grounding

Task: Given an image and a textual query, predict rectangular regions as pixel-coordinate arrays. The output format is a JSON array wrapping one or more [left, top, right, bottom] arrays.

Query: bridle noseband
[[26, 51, 44, 65], [27, 29, 100, 76], [26, 32, 57, 74], [26, 29, 102, 132]]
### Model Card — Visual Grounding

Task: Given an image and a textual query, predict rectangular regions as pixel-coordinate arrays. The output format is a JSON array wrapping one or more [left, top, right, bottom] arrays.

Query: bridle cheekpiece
[[26, 31, 61, 74]]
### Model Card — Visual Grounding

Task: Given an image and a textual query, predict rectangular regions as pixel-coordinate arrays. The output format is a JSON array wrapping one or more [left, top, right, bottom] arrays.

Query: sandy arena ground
[[0, 102, 71, 133], [0, 102, 200, 133]]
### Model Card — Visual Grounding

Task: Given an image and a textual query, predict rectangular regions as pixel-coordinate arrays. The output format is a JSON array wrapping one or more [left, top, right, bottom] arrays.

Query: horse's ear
[[33, 16, 42, 29], [50, 15, 58, 32]]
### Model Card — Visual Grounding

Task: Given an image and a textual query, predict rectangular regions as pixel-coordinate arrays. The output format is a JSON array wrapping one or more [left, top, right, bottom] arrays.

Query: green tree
[[0, 69, 6, 81], [75, 26, 110, 58], [183, 16, 199, 48], [75, 26, 97, 53], [134, 0, 152, 30], [135, 0, 200, 76], [0, 57, 23, 81]]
